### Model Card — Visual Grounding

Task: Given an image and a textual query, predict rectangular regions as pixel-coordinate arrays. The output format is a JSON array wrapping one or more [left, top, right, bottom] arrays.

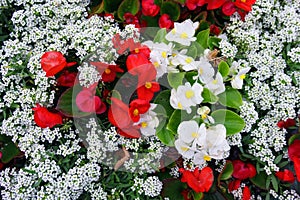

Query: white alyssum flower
[[170, 82, 203, 113], [166, 19, 199, 46]]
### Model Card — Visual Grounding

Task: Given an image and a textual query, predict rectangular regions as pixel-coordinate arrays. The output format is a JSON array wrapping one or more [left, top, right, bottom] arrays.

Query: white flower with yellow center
[[204, 72, 225, 95], [231, 67, 251, 89], [195, 57, 215, 83], [174, 139, 195, 159], [178, 121, 206, 145], [165, 19, 199, 46], [150, 55, 167, 79], [170, 82, 204, 113], [197, 106, 215, 123], [135, 104, 159, 137]]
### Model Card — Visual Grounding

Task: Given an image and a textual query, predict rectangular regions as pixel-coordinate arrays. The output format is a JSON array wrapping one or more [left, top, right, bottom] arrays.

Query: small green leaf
[[160, 2, 181, 21], [154, 90, 174, 117], [220, 161, 234, 180], [218, 61, 230, 77], [192, 191, 203, 200], [250, 171, 268, 190], [117, 0, 140, 20], [90, 1, 104, 14], [156, 127, 175, 146], [278, 161, 289, 168], [185, 71, 198, 85], [218, 87, 243, 109], [167, 72, 186, 89], [274, 154, 283, 164], [153, 28, 168, 43], [271, 174, 278, 192], [186, 43, 198, 59], [288, 134, 300, 145], [196, 29, 210, 49], [208, 36, 222, 49], [211, 109, 245, 135], [202, 88, 219, 104], [0, 136, 20, 163], [162, 179, 186, 200]]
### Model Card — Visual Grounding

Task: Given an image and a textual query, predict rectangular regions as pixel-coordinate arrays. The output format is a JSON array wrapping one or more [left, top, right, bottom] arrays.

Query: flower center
[[105, 68, 111, 74], [161, 51, 167, 58], [141, 122, 148, 128], [199, 68, 203, 75], [203, 155, 211, 161], [239, 74, 246, 79], [192, 132, 198, 138], [185, 90, 194, 99], [201, 114, 207, 119], [241, 0, 246, 2], [178, 102, 183, 109], [180, 32, 188, 39], [181, 146, 189, 151], [133, 108, 139, 116], [153, 61, 159, 68], [185, 57, 193, 64], [145, 82, 152, 89], [171, 29, 176, 34], [212, 79, 218, 84], [134, 48, 139, 53]]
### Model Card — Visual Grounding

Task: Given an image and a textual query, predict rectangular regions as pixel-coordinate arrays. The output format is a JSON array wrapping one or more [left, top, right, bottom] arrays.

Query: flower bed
[[0, 0, 299, 199]]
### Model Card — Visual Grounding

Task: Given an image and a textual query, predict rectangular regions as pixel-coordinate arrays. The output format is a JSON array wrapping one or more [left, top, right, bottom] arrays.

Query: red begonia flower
[[179, 167, 214, 193], [108, 97, 141, 138], [124, 13, 141, 28], [56, 70, 78, 87], [90, 62, 124, 82], [228, 179, 241, 192], [142, 0, 160, 16], [76, 89, 106, 114], [232, 160, 256, 180], [129, 99, 150, 122], [206, 0, 227, 10], [277, 118, 296, 129], [209, 24, 221, 35], [222, 1, 237, 16], [288, 140, 300, 182], [159, 14, 174, 29], [137, 81, 160, 101], [126, 53, 152, 75], [127, 40, 151, 58], [242, 186, 251, 200], [33, 104, 63, 128], [234, 0, 256, 12], [41, 51, 67, 77], [185, 0, 206, 10], [275, 169, 295, 183]]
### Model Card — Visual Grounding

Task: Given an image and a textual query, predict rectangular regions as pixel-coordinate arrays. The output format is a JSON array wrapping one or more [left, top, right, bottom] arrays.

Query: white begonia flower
[[150, 54, 167, 79], [165, 19, 199, 46], [204, 72, 225, 95], [195, 57, 215, 83], [174, 139, 195, 159], [170, 82, 204, 113], [197, 106, 215, 124], [178, 121, 206, 145], [136, 104, 159, 137], [231, 67, 251, 89]]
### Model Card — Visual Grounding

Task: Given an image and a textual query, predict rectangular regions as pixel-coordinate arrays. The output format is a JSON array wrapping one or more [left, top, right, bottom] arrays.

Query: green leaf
[[56, 86, 93, 118], [154, 0, 163, 6], [220, 161, 233, 180], [156, 127, 175, 146], [271, 174, 278, 192], [167, 108, 196, 134], [211, 109, 245, 135], [103, 0, 122, 13], [218, 87, 243, 109], [160, 2, 180, 21], [185, 71, 198, 85], [167, 72, 185, 89], [90, 1, 104, 14], [274, 154, 283, 164], [208, 36, 222, 49], [0, 135, 20, 163], [196, 29, 210, 49], [250, 172, 268, 190], [154, 90, 174, 117], [117, 0, 140, 20], [288, 134, 300, 145], [218, 61, 230, 77], [153, 28, 168, 43], [202, 88, 219, 104], [192, 191, 203, 200], [186, 42, 198, 59], [162, 179, 186, 200]]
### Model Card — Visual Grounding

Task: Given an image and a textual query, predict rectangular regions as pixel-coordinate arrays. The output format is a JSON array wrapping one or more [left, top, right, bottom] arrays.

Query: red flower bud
[[209, 24, 221, 36], [56, 70, 77, 87], [33, 104, 63, 128], [242, 186, 251, 200], [158, 14, 174, 29], [228, 179, 241, 192], [277, 120, 285, 129], [232, 160, 256, 180], [285, 118, 296, 128], [185, 0, 206, 10], [142, 0, 160, 17], [275, 169, 295, 183], [41, 51, 67, 77]]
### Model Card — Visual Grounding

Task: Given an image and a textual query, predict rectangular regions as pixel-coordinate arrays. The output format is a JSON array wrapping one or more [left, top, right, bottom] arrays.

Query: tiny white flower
[[165, 19, 199, 46]]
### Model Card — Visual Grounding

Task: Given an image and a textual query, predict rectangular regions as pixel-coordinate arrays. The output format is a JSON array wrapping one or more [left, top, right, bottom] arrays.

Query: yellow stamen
[[239, 74, 246, 79], [133, 109, 139, 116], [153, 61, 159, 68], [105, 68, 111, 74], [212, 79, 218, 84], [141, 122, 148, 128], [145, 82, 152, 89], [171, 29, 176, 34], [185, 57, 193, 64], [241, 0, 246, 2], [180, 32, 188, 39], [178, 102, 183, 109], [172, 53, 177, 57], [201, 114, 207, 120], [199, 68, 203, 75], [203, 155, 211, 161], [161, 51, 167, 58], [185, 90, 194, 99], [181, 146, 189, 151], [192, 132, 198, 138], [134, 48, 139, 53]]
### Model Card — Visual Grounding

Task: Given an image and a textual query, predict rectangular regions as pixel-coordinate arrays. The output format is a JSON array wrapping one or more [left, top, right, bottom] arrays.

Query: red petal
[[288, 140, 300, 160], [275, 169, 295, 183], [33, 105, 62, 128], [228, 180, 241, 192], [108, 98, 132, 129], [293, 157, 300, 182], [206, 0, 226, 10], [41, 51, 67, 77], [242, 186, 251, 200]]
